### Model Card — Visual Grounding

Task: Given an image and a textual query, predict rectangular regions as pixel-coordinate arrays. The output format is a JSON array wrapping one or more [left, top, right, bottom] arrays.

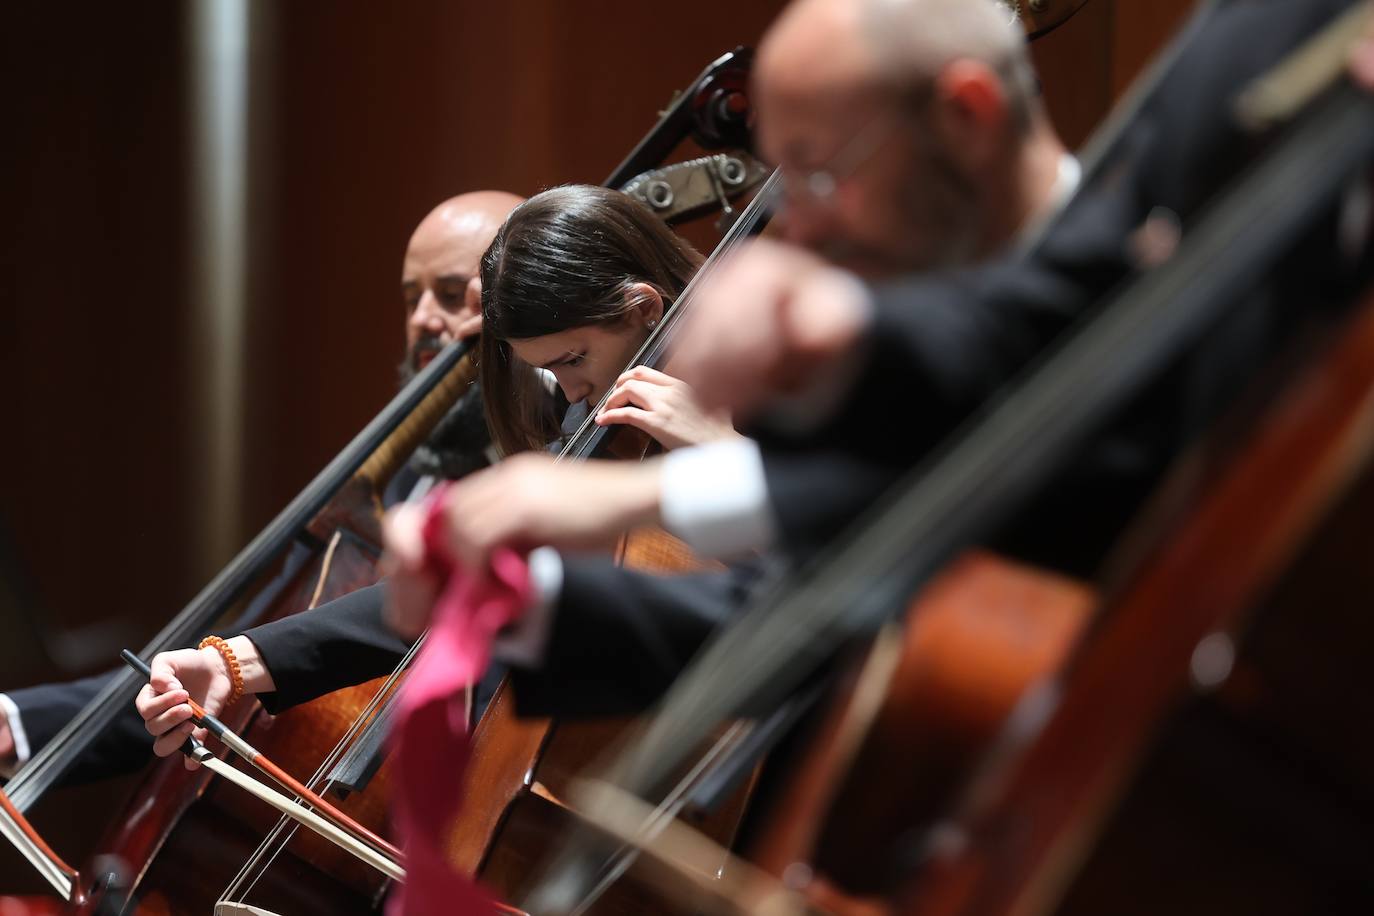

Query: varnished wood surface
[[748, 552, 1094, 909], [899, 290, 1374, 916]]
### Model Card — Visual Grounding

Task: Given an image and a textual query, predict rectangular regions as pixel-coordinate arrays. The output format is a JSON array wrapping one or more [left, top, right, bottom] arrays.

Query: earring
[[647, 320, 657, 328]]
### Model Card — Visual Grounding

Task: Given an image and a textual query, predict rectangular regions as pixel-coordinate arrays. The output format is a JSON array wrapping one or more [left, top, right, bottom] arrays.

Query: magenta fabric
[[388, 484, 531, 915]]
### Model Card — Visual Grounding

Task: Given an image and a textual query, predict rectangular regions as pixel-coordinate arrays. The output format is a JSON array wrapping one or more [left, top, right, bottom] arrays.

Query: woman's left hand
[[595, 366, 739, 450]]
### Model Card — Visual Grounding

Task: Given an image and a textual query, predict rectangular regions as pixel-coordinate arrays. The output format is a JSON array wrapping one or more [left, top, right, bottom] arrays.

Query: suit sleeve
[[507, 556, 770, 718], [5, 673, 154, 783], [243, 582, 411, 714], [757, 174, 1137, 559]]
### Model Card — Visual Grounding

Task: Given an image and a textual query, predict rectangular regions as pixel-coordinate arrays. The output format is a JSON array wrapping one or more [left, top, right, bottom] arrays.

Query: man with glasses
[[759, 0, 1074, 278]]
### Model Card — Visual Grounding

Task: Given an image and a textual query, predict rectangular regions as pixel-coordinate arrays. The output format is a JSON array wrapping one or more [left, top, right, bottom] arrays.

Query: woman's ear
[[626, 282, 665, 329]]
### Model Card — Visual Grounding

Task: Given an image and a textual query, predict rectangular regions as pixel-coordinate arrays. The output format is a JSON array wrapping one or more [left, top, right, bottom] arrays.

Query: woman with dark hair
[[133, 184, 744, 761], [477, 184, 738, 456]]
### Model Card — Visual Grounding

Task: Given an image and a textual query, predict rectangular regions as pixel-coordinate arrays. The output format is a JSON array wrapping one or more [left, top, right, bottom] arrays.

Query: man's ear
[[627, 282, 665, 327], [457, 276, 484, 339], [933, 58, 1008, 167]]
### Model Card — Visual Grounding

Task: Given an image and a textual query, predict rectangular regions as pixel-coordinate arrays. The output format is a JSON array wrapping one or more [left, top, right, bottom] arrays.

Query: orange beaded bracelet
[[198, 635, 244, 702]]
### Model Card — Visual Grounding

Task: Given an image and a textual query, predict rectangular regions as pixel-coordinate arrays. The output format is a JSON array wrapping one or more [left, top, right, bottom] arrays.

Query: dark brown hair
[[479, 185, 702, 455]]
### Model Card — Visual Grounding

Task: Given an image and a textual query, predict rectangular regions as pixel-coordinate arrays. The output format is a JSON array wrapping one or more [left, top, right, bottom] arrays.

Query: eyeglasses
[[774, 52, 1037, 206], [776, 113, 899, 204]]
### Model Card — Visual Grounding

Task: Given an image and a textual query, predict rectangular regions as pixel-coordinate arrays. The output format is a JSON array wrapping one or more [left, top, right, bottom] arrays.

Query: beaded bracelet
[[198, 635, 244, 702]]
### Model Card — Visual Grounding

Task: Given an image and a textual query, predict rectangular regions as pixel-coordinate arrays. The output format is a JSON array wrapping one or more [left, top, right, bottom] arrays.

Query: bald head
[[759, 0, 879, 111], [403, 191, 523, 373], [755, 0, 1061, 277], [760, 0, 1025, 100], [863, 0, 1026, 86], [406, 191, 524, 282]]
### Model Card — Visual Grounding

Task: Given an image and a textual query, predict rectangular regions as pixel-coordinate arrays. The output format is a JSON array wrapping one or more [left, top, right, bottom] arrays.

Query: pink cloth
[[389, 484, 532, 916]]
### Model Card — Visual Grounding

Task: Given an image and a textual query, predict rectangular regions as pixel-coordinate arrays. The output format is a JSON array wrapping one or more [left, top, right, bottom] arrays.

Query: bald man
[[403, 191, 523, 372], [0, 190, 522, 784], [393, 190, 525, 488], [758, 0, 1071, 277]]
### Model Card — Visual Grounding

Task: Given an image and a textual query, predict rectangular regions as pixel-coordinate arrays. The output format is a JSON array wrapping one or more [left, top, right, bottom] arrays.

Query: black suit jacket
[[4, 674, 154, 785], [759, 0, 1371, 576], [242, 556, 768, 720]]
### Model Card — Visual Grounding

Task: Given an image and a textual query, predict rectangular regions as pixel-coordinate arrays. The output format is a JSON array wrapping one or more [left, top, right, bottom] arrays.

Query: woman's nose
[[557, 373, 592, 405]]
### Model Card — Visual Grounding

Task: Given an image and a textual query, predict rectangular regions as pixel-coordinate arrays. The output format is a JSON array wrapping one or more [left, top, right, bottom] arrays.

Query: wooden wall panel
[[1034, 0, 1115, 149], [0, 5, 193, 666], [1111, 0, 1198, 96]]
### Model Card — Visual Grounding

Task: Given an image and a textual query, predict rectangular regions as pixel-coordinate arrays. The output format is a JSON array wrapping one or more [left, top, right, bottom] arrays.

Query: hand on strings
[[595, 365, 739, 449], [0, 705, 15, 777], [668, 239, 871, 419], [135, 637, 270, 770]]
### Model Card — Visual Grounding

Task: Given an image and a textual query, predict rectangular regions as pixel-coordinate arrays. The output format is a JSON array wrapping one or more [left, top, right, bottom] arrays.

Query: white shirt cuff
[[660, 437, 777, 559], [0, 692, 32, 768], [492, 546, 563, 668]]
